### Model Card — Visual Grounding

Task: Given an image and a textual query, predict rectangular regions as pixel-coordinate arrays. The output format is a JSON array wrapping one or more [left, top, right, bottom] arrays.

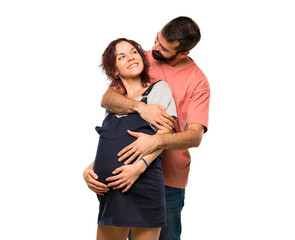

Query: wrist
[[135, 159, 147, 174], [133, 101, 145, 114], [140, 157, 148, 168], [83, 169, 88, 180], [83, 165, 92, 178], [155, 134, 164, 149]]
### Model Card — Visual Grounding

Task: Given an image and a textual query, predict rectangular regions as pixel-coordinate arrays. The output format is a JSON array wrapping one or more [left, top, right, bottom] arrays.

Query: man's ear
[[179, 51, 190, 59]]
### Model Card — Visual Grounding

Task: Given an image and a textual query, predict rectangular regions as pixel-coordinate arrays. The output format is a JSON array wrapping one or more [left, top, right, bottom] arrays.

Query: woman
[[85, 38, 177, 240]]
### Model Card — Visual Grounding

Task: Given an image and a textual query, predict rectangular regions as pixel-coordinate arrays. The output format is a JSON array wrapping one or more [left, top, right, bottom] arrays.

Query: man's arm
[[101, 87, 139, 114], [118, 123, 204, 163], [156, 123, 204, 150], [101, 87, 175, 130], [104, 124, 204, 191]]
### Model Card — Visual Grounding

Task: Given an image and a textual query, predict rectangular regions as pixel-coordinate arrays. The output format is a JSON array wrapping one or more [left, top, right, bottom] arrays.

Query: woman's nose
[[127, 55, 134, 61]]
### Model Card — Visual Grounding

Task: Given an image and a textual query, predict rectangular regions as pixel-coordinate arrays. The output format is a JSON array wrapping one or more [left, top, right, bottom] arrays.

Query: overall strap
[[140, 80, 162, 102]]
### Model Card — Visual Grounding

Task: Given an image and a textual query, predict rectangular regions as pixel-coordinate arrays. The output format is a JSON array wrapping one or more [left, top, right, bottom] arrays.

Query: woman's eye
[[118, 56, 124, 60], [131, 50, 137, 54]]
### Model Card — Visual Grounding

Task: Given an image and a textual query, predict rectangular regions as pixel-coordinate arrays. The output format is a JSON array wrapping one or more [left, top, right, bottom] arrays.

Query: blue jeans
[[128, 186, 185, 240], [159, 186, 185, 240]]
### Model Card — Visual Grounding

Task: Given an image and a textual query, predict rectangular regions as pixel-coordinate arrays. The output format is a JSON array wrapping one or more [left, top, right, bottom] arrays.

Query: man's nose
[[152, 41, 160, 51]]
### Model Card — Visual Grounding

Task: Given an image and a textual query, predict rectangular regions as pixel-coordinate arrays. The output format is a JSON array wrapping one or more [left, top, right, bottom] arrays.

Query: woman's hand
[[106, 161, 146, 193], [83, 167, 109, 196]]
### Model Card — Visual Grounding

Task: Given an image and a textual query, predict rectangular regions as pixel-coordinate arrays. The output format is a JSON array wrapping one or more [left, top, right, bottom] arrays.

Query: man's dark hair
[[162, 16, 201, 52]]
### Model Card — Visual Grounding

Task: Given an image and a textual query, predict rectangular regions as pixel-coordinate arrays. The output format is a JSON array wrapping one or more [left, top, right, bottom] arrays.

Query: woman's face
[[115, 41, 144, 80]]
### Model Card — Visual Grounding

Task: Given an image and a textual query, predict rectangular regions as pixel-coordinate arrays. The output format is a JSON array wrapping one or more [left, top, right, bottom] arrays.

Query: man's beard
[[152, 50, 179, 62]]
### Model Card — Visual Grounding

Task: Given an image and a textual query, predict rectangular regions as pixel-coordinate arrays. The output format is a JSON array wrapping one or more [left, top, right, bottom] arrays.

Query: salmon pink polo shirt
[[146, 50, 210, 188]]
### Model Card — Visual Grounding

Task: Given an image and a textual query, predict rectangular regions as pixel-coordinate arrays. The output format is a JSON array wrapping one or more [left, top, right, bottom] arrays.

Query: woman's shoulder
[[146, 80, 173, 104], [151, 80, 172, 93]]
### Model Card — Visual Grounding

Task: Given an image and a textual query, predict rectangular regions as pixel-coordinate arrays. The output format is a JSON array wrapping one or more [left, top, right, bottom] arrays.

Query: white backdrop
[[1, 0, 294, 239]]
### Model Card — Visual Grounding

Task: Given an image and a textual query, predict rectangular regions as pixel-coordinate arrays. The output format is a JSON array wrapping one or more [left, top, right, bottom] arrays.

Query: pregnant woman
[[86, 38, 177, 240]]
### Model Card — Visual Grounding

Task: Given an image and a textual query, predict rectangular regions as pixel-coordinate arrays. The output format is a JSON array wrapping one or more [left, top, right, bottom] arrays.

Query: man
[[83, 16, 210, 240]]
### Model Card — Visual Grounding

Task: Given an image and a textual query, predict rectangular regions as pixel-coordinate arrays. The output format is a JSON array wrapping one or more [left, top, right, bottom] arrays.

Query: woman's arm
[[105, 148, 163, 193]]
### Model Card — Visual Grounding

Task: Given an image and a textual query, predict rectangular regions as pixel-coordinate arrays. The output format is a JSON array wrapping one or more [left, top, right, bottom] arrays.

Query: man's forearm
[[101, 87, 175, 130], [101, 87, 143, 114], [156, 124, 204, 150]]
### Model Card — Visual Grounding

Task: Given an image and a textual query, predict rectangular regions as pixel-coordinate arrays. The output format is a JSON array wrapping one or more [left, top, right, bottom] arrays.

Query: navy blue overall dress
[[93, 81, 166, 227]]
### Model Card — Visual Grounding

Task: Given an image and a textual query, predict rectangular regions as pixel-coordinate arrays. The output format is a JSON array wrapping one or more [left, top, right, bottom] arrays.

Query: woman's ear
[[114, 69, 119, 78]]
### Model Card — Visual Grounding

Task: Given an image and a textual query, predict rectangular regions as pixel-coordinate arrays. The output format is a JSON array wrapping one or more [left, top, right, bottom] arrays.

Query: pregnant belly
[[93, 135, 135, 184]]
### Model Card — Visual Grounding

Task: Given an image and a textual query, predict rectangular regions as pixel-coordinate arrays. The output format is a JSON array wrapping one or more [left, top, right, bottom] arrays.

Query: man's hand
[[106, 161, 146, 193], [83, 167, 109, 196], [117, 130, 160, 164], [101, 87, 175, 130], [136, 102, 175, 131]]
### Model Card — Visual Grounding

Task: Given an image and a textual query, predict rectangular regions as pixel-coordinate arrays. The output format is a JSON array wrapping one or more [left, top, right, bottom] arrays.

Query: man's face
[[152, 31, 181, 62]]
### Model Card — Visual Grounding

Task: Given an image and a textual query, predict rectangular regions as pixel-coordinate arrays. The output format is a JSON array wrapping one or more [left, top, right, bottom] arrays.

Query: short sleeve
[[146, 80, 177, 119], [186, 78, 210, 132]]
